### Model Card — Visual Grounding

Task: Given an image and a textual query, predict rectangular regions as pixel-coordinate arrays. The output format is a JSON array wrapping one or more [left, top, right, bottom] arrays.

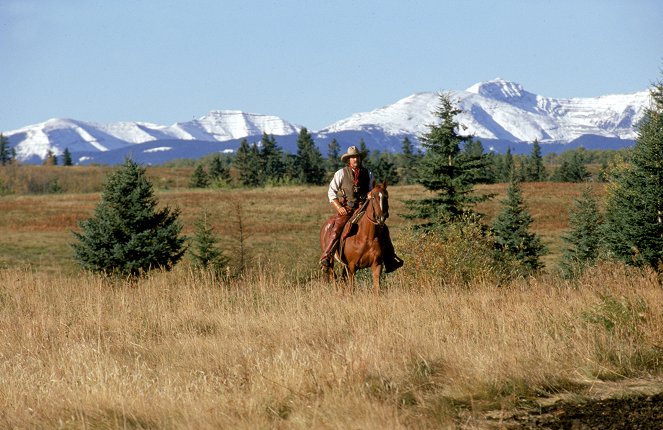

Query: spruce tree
[[62, 147, 73, 166], [603, 77, 663, 271], [372, 152, 399, 184], [327, 138, 343, 173], [358, 139, 374, 172], [500, 147, 515, 182], [526, 140, 546, 181], [260, 133, 285, 183], [233, 139, 262, 187], [208, 154, 231, 185], [492, 180, 545, 274], [189, 210, 228, 275], [403, 93, 491, 228], [295, 127, 325, 185], [189, 164, 210, 188], [0, 134, 10, 166], [558, 187, 603, 277], [398, 136, 417, 185], [44, 149, 57, 166], [72, 158, 186, 277]]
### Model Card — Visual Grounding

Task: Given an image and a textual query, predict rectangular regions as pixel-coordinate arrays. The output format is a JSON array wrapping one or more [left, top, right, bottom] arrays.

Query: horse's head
[[368, 182, 389, 225]]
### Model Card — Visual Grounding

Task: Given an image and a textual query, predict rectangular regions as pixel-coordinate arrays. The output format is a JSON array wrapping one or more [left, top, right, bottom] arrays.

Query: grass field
[[1, 167, 661, 428]]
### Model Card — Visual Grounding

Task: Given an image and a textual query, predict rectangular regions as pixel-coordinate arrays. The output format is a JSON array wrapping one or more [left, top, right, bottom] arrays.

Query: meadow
[[1, 165, 661, 428]]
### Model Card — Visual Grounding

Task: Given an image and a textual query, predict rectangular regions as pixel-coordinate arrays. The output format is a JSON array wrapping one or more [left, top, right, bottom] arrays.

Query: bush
[[398, 216, 514, 287]]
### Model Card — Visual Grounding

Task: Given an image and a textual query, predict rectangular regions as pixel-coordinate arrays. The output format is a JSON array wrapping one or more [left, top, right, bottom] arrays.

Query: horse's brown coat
[[320, 183, 389, 294]]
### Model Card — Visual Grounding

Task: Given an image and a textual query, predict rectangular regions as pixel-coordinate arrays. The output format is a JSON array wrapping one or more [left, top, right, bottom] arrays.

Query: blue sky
[[2, 0, 662, 132]]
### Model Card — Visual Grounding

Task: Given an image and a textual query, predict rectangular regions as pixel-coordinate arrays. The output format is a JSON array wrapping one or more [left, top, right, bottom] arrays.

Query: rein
[[350, 191, 385, 226]]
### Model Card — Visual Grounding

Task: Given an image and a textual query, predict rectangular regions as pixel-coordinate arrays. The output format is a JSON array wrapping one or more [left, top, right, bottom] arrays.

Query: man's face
[[348, 156, 361, 168]]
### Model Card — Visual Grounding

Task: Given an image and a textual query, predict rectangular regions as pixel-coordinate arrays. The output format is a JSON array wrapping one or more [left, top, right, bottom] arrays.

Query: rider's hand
[[337, 205, 348, 216]]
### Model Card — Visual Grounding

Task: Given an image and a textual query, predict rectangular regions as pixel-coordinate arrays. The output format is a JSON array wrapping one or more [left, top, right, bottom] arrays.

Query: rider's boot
[[320, 229, 340, 268]]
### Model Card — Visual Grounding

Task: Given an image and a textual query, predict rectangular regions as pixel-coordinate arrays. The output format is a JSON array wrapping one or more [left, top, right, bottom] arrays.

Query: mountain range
[[4, 78, 651, 165]]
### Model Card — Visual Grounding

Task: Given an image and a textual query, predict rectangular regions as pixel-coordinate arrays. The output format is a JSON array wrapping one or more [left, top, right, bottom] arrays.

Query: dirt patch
[[480, 379, 663, 429]]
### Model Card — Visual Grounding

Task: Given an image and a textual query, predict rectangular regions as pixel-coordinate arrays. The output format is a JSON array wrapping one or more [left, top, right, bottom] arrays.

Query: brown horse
[[319, 183, 390, 294]]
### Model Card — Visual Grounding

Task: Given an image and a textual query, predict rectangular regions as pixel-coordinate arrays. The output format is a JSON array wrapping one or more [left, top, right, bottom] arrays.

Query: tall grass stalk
[[1, 261, 662, 428]]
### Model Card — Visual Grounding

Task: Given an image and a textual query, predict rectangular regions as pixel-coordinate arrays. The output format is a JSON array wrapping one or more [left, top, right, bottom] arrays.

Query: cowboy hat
[[340, 145, 366, 163]]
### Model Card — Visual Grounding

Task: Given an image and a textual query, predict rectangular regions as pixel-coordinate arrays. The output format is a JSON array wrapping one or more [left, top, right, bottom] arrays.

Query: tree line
[[186, 131, 622, 190]]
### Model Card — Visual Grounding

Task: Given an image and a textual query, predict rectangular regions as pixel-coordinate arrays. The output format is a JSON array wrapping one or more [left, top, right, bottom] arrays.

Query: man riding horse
[[319, 145, 403, 273]]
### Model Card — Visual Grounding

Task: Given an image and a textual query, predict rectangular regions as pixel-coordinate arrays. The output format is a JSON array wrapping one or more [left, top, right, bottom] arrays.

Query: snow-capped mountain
[[3, 79, 651, 165], [5, 111, 302, 163], [319, 78, 649, 144]]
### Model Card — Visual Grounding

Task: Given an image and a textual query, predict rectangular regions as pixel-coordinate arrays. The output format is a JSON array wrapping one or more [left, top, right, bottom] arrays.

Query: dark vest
[[338, 166, 370, 208]]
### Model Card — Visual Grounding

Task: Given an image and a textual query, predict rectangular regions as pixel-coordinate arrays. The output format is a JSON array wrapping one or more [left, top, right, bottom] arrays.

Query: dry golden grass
[[1, 262, 662, 429], [3, 179, 660, 428]]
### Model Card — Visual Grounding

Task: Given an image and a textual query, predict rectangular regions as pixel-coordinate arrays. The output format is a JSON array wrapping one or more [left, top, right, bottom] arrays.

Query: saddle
[[335, 209, 366, 264]]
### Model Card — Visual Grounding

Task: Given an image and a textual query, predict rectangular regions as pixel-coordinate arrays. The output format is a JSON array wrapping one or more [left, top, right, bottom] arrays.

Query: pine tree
[[461, 139, 493, 184], [0, 134, 10, 166], [72, 158, 186, 277], [403, 93, 491, 228], [44, 149, 58, 166], [62, 147, 73, 166], [372, 152, 399, 184], [500, 147, 514, 182], [526, 140, 546, 181], [189, 210, 228, 275], [603, 77, 663, 271], [208, 154, 231, 185], [326, 138, 343, 173], [189, 164, 210, 188], [260, 133, 285, 184], [358, 138, 374, 172], [492, 180, 545, 274], [551, 150, 589, 182], [558, 187, 603, 277], [295, 127, 325, 185], [398, 136, 418, 185], [232, 138, 262, 187]]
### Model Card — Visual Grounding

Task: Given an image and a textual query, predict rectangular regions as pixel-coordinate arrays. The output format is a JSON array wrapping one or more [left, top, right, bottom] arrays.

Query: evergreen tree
[[189, 164, 210, 188], [44, 149, 58, 166], [461, 139, 493, 184], [208, 154, 231, 184], [232, 138, 262, 187], [72, 158, 186, 277], [603, 77, 663, 271], [526, 140, 546, 181], [372, 152, 399, 184], [500, 147, 515, 182], [551, 150, 590, 182], [295, 127, 325, 185], [358, 138, 374, 172], [260, 133, 285, 183], [398, 136, 417, 185], [558, 187, 603, 277], [492, 180, 545, 274], [62, 147, 73, 166], [326, 138, 343, 173], [403, 93, 491, 228], [0, 134, 10, 166], [189, 209, 228, 275]]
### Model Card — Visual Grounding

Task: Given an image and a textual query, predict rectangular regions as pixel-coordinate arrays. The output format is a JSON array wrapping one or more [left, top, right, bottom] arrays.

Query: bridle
[[366, 188, 388, 226]]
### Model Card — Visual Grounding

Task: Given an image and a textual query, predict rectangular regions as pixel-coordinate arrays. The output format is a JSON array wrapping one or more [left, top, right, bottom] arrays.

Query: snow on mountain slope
[[320, 78, 650, 144], [166, 110, 301, 141], [5, 111, 301, 161], [3, 78, 650, 163]]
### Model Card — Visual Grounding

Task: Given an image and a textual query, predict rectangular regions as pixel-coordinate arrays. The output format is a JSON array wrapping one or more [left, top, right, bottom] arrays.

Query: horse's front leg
[[371, 263, 382, 294], [346, 264, 356, 295]]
